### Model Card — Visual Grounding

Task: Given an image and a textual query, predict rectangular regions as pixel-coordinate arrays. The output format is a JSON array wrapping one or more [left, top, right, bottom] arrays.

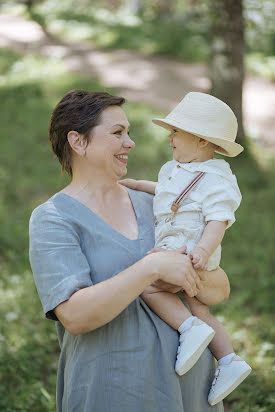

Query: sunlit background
[[0, 1, 274, 411]]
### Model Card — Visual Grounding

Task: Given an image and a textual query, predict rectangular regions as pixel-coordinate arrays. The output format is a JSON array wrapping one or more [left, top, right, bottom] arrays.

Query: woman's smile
[[114, 153, 129, 164]]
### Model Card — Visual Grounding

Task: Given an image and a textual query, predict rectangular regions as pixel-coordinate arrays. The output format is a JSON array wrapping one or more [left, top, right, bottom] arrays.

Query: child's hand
[[189, 246, 209, 270], [119, 178, 138, 190]]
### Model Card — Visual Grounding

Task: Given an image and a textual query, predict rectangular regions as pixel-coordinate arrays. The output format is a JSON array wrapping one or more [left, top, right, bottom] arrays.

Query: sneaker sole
[[208, 366, 252, 406], [175, 330, 215, 376]]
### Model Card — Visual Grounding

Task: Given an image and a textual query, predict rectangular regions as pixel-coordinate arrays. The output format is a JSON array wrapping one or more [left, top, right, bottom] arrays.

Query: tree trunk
[[210, 0, 245, 142], [154, 0, 174, 19]]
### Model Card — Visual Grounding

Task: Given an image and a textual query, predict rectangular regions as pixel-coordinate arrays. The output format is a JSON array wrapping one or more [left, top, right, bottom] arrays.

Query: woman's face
[[85, 105, 135, 180], [167, 127, 200, 163]]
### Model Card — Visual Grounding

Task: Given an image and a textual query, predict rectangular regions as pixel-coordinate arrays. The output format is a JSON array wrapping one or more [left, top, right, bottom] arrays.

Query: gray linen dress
[[29, 188, 223, 412]]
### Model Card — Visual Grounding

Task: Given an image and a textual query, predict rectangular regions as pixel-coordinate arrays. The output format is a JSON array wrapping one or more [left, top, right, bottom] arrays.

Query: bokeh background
[[0, 1, 274, 411]]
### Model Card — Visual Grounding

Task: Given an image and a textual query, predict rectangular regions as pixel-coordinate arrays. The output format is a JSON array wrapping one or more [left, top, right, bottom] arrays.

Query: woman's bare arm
[[54, 248, 201, 335], [54, 257, 158, 335]]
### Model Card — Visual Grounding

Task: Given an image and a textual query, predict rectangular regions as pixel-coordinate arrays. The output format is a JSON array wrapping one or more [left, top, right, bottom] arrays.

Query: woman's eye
[[114, 130, 122, 136]]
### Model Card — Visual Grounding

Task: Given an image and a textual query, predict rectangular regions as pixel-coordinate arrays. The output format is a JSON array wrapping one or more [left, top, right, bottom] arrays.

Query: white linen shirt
[[153, 159, 242, 270]]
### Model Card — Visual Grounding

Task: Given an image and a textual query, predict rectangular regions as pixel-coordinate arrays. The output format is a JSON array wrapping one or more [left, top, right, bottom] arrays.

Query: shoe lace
[[176, 337, 184, 358], [212, 367, 221, 386]]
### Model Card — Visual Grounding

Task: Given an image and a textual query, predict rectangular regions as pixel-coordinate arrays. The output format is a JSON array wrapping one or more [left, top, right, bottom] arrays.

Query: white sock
[[178, 316, 197, 334], [218, 352, 236, 366]]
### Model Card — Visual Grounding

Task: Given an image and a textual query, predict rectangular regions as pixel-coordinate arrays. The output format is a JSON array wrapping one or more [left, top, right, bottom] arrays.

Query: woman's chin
[[115, 167, 128, 180]]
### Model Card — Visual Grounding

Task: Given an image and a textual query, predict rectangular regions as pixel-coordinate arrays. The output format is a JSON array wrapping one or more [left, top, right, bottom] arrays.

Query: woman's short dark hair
[[49, 90, 125, 176]]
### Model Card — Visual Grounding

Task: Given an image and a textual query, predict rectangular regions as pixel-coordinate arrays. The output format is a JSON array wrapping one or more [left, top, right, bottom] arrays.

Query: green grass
[[0, 48, 274, 411]]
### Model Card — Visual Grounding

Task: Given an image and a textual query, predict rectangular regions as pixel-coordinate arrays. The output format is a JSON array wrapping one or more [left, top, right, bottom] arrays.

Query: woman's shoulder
[[127, 188, 154, 216], [30, 193, 70, 228], [130, 188, 154, 203]]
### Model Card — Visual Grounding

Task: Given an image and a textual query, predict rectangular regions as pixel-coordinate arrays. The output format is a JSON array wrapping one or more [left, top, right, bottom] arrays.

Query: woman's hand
[[150, 280, 183, 293], [145, 246, 202, 298]]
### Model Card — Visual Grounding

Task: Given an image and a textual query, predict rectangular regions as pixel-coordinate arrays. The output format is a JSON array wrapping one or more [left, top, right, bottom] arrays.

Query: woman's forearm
[[54, 256, 158, 335]]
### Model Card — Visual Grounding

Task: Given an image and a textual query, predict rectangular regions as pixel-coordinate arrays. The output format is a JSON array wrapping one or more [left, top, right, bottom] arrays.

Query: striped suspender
[[166, 172, 206, 222]]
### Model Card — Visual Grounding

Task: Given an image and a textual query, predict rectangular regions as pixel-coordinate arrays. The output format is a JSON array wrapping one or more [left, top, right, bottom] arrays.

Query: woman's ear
[[67, 131, 86, 157]]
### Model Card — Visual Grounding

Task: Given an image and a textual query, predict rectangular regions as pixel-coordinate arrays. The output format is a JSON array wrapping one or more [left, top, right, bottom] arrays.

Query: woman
[[29, 90, 227, 411]]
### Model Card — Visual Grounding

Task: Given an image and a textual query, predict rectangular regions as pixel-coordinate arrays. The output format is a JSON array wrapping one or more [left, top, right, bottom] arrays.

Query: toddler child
[[121, 92, 251, 405]]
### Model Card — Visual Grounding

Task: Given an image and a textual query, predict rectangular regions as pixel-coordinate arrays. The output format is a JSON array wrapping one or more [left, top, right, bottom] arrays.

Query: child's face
[[168, 128, 201, 163]]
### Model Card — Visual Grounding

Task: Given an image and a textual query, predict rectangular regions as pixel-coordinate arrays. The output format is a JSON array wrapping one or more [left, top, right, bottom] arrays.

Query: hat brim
[[152, 118, 244, 157]]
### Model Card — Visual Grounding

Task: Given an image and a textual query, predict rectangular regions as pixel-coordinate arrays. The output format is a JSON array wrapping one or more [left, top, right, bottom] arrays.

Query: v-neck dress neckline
[[56, 187, 141, 242]]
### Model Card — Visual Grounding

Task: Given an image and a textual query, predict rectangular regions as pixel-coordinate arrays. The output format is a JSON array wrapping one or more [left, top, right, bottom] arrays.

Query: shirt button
[[168, 177, 172, 180], [177, 165, 181, 168]]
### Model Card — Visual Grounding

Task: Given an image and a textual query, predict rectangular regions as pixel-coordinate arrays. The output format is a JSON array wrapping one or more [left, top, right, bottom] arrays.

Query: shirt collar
[[173, 159, 234, 180]]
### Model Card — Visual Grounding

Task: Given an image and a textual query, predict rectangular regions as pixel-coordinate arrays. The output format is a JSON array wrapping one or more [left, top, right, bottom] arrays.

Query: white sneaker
[[208, 355, 252, 405], [175, 318, 215, 376]]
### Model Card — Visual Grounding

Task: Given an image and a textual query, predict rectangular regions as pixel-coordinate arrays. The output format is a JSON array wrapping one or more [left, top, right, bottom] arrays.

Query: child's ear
[[198, 138, 209, 148]]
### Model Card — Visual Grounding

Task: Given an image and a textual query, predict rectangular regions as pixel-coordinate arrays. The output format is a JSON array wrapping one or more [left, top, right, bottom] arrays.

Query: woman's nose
[[123, 135, 135, 149]]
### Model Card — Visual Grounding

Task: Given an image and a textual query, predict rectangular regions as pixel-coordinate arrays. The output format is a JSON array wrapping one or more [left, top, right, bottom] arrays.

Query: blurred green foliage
[[1, 0, 275, 73], [0, 43, 274, 412]]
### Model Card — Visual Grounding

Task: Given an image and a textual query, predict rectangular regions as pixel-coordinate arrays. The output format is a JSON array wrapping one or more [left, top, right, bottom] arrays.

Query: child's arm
[[119, 179, 157, 195], [189, 220, 227, 270]]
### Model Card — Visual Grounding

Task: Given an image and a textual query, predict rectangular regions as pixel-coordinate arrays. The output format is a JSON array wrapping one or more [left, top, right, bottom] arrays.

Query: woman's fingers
[[186, 264, 202, 293], [196, 268, 207, 282], [183, 278, 197, 297], [193, 271, 203, 291], [152, 279, 181, 290]]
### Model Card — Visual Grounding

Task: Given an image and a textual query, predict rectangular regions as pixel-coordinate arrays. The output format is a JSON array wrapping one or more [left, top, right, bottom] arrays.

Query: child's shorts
[[155, 217, 221, 271]]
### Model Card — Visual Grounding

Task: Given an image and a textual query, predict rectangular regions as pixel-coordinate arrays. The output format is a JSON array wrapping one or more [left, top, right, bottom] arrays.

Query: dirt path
[[1, 13, 274, 148]]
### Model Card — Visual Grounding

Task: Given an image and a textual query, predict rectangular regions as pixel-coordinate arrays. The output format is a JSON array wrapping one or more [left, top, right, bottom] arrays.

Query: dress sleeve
[[201, 175, 242, 228], [29, 203, 93, 320]]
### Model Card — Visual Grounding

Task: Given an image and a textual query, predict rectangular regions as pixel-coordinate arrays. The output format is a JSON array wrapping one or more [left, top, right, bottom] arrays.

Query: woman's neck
[[62, 169, 122, 201]]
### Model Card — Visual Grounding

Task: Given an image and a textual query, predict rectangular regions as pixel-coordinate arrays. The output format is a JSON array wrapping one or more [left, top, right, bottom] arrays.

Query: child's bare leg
[[183, 292, 233, 360], [196, 266, 230, 306], [141, 285, 192, 329], [141, 286, 215, 376], [183, 289, 252, 405]]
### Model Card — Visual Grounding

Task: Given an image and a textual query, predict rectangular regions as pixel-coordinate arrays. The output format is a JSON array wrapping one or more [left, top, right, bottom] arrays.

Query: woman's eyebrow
[[112, 123, 130, 130]]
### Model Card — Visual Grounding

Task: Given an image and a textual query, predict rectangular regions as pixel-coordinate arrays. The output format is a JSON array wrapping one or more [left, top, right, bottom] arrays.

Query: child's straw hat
[[152, 92, 244, 157]]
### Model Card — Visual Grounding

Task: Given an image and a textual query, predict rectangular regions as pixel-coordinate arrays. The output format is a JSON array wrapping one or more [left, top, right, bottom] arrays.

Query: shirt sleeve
[[29, 202, 93, 320], [201, 175, 242, 228]]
